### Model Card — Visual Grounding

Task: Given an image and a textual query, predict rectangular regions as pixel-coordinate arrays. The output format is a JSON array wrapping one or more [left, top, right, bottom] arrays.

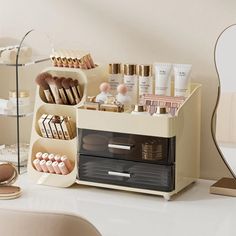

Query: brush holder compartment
[[28, 66, 108, 187]]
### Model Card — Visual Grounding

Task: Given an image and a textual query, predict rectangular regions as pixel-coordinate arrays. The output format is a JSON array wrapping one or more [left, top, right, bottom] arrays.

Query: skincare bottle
[[154, 63, 172, 96], [173, 64, 192, 97], [9, 90, 30, 107], [123, 64, 138, 104], [108, 63, 123, 95], [153, 107, 171, 117], [138, 64, 153, 97], [131, 105, 149, 115]]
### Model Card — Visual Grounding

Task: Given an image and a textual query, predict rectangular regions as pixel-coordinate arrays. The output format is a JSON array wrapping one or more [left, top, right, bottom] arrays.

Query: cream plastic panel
[[28, 66, 108, 187]]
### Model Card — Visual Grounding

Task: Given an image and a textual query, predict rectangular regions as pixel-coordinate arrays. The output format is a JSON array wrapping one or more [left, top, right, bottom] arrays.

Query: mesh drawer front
[[79, 155, 175, 192]]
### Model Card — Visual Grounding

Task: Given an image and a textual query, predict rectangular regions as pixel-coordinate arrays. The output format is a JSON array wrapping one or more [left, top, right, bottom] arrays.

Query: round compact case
[[0, 162, 21, 200]]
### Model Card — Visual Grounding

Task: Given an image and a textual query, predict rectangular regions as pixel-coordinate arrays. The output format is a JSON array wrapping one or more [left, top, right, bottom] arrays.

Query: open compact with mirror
[[210, 24, 236, 196], [0, 162, 21, 199]]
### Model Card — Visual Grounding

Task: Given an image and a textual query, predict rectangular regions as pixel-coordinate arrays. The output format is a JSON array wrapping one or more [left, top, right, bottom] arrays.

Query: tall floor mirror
[[211, 24, 236, 196]]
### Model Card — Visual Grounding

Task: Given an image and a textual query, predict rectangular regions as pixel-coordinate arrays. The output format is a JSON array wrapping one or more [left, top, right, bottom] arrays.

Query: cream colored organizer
[[77, 83, 201, 200], [27, 65, 108, 187]]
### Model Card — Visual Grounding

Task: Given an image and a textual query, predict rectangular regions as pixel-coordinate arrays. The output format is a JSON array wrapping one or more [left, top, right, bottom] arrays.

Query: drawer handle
[[108, 171, 131, 178], [108, 144, 133, 150]]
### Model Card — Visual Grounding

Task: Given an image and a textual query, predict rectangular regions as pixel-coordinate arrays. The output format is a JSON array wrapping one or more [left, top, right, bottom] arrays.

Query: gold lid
[[109, 63, 121, 74], [87, 96, 96, 102], [124, 64, 137, 75], [133, 104, 146, 112], [9, 90, 29, 98], [139, 64, 152, 77], [155, 106, 167, 114]]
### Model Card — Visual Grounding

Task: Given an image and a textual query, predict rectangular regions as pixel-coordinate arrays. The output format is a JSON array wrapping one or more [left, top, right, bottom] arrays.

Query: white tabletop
[[0, 174, 235, 236]]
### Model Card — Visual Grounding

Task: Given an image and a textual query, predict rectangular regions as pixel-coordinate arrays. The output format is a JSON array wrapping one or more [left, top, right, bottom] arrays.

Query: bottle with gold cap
[[138, 64, 153, 97], [153, 106, 171, 117], [131, 104, 149, 115], [123, 64, 138, 104], [108, 63, 123, 95]]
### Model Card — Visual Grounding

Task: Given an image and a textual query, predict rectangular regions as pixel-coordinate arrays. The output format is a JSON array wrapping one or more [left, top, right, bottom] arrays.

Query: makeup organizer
[[27, 66, 107, 187], [77, 83, 201, 200], [28, 65, 201, 200]]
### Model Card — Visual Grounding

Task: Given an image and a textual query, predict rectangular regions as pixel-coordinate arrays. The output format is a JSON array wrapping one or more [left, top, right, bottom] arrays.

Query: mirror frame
[[212, 24, 236, 179]]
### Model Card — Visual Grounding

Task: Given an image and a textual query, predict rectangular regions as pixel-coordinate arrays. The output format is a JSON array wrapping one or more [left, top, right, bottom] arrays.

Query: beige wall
[[1, 0, 236, 179]]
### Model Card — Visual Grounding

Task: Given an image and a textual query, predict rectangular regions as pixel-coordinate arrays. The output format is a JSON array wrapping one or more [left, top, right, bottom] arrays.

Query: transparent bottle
[[123, 64, 138, 105], [152, 106, 171, 117], [138, 64, 153, 97], [131, 105, 149, 115], [108, 63, 123, 95]]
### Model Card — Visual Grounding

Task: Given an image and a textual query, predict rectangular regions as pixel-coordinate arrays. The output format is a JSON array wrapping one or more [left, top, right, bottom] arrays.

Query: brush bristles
[[74, 80, 79, 86], [45, 76, 55, 85], [35, 72, 52, 90], [55, 77, 64, 89], [62, 78, 72, 89], [69, 78, 76, 87]]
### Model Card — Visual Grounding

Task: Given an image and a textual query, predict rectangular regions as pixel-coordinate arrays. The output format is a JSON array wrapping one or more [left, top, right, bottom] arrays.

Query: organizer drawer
[[79, 155, 175, 192], [78, 129, 175, 164]]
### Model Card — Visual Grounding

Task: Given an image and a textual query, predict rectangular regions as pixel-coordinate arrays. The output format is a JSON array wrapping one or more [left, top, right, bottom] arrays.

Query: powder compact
[[0, 162, 21, 200]]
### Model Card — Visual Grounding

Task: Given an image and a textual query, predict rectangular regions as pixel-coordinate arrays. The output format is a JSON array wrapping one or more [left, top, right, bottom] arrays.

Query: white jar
[[124, 64, 138, 105], [131, 105, 149, 115], [9, 90, 30, 107], [138, 64, 153, 97], [108, 63, 123, 95]]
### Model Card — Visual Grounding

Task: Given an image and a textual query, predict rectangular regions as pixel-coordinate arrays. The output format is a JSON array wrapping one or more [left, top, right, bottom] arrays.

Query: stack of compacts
[[35, 72, 82, 105]]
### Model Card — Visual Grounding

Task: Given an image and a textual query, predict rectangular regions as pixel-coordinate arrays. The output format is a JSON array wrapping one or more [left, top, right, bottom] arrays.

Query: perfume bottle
[[123, 64, 138, 105], [108, 63, 123, 95], [138, 64, 153, 97]]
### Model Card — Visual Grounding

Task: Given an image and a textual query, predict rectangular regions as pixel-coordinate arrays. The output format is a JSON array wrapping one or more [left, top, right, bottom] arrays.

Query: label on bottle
[[139, 76, 153, 96], [124, 75, 138, 104], [108, 74, 123, 94]]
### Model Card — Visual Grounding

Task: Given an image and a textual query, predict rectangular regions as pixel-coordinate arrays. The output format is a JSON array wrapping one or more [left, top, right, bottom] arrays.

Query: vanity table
[[0, 174, 235, 236]]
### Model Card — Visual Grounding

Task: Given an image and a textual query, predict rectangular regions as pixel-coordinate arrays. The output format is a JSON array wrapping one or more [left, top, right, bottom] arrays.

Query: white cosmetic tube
[[173, 64, 192, 97], [154, 63, 172, 96]]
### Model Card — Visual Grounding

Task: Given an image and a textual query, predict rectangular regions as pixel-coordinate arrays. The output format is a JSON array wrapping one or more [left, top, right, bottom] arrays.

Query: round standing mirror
[[211, 24, 236, 195]]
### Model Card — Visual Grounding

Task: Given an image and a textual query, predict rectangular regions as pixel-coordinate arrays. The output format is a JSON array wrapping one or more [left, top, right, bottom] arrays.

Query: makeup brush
[[35, 72, 54, 103], [45, 76, 63, 104], [62, 78, 76, 105], [69, 78, 81, 104], [55, 77, 69, 105], [74, 79, 82, 99]]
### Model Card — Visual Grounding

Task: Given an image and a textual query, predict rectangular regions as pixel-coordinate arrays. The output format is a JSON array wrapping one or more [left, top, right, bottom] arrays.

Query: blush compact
[[0, 162, 21, 200]]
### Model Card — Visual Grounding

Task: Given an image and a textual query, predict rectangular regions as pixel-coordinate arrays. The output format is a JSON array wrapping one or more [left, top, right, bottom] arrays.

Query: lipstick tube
[[46, 161, 55, 174], [33, 159, 43, 172], [42, 153, 49, 161], [58, 162, 69, 175], [35, 152, 43, 160], [39, 160, 49, 173], [52, 161, 61, 174], [61, 155, 73, 172]]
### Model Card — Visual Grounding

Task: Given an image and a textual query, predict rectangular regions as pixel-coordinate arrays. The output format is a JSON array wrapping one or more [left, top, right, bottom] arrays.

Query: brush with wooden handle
[[69, 78, 81, 104], [62, 78, 76, 105], [35, 72, 54, 103], [74, 79, 82, 99], [45, 76, 63, 104], [55, 77, 68, 105]]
